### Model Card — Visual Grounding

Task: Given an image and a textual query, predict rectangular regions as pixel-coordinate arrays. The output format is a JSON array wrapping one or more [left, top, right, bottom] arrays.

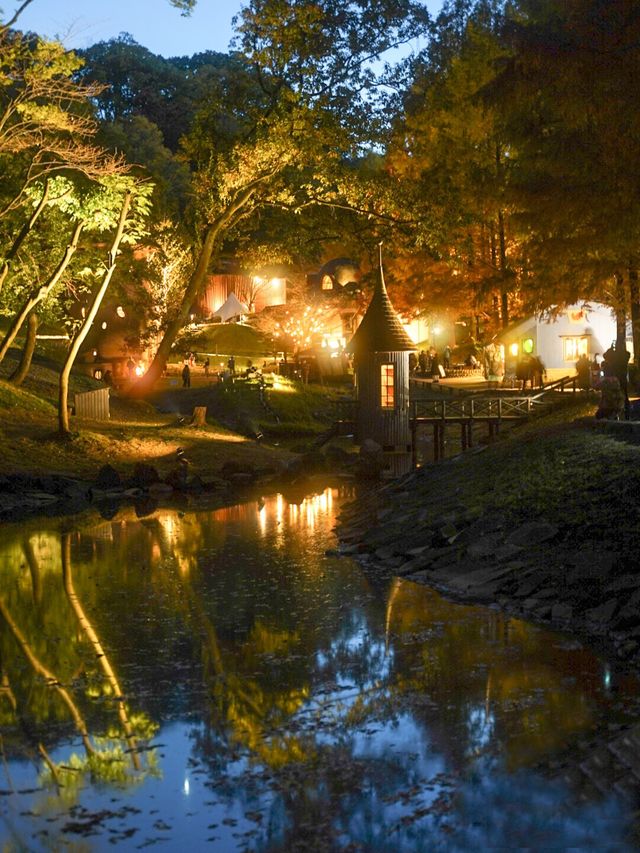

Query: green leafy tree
[[57, 176, 153, 435], [128, 0, 429, 394], [486, 0, 640, 357], [0, 29, 125, 296], [389, 0, 520, 329]]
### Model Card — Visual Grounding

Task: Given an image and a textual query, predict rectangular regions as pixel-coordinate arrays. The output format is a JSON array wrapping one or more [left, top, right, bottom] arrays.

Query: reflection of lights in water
[[466, 705, 495, 755], [276, 493, 284, 524], [158, 512, 176, 539], [258, 501, 267, 536], [183, 777, 190, 796]]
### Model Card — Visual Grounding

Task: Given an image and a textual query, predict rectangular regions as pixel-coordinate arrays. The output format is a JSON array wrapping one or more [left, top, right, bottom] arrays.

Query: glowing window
[[522, 337, 534, 354], [380, 364, 394, 408], [509, 342, 519, 357], [563, 336, 589, 361], [321, 275, 333, 290]]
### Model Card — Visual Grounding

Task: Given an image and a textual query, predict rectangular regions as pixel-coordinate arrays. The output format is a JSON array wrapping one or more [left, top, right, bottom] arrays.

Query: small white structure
[[212, 292, 248, 322], [498, 303, 633, 380]]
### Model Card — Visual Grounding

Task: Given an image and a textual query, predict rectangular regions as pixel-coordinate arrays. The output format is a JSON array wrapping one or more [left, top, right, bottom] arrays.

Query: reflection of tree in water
[[0, 500, 633, 850], [0, 530, 158, 803], [383, 579, 610, 771]]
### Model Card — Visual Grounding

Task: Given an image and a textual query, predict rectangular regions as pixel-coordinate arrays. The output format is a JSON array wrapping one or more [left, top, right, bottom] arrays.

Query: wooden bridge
[[410, 395, 551, 461], [410, 375, 587, 461], [331, 374, 588, 463]]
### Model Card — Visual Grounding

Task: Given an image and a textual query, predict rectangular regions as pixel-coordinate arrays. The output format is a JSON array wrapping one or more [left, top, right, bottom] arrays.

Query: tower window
[[380, 363, 394, 408]]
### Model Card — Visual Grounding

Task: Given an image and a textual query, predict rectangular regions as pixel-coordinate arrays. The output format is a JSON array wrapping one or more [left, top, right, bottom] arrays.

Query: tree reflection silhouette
[[0, 529, 158, 801]]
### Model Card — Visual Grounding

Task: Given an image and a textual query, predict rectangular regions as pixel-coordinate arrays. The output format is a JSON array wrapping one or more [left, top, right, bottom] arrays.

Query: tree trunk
[[0, 220, 83, 365], [127, 222, 218, 397], [615, 271, 627, 352], [9, 310, 38, 385], [61, 532, 140, 769], [628, 265, 640, 367], [498, 209, 509, 328], [58, 192, 132, 436], [0, 179, 50, 296], [128, 181, 261, 397]]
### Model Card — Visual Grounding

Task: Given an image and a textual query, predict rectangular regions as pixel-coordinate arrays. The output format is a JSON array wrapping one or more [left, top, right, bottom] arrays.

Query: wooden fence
[[74, 387, 110, 420]]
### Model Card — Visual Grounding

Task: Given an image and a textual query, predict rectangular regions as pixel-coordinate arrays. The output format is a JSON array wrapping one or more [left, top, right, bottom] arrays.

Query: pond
[[0, 486, 638, 851]]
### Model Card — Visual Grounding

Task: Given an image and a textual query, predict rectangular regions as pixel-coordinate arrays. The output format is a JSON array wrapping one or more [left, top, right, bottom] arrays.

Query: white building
[[498, 303, 633, 381]]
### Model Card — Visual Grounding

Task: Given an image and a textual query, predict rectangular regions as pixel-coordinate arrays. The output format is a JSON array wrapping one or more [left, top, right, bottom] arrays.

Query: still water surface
[[0, 486, 638, 851]]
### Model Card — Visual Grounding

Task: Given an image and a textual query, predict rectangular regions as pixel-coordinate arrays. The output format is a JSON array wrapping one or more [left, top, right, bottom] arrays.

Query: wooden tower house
[[346, 248, 416, 476]]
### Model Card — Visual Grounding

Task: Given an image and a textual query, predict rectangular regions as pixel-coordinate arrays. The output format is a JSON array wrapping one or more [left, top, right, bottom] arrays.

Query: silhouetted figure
[[430, 348, 440, 379], [602, 344, 616, 378], [182, 363, 191, 388], [613, 345, 631, 418], [575, 353, 591, 389]]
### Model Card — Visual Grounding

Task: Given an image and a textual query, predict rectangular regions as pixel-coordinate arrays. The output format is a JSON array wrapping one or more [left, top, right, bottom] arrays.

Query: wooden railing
[[411, 395, 551, 422]]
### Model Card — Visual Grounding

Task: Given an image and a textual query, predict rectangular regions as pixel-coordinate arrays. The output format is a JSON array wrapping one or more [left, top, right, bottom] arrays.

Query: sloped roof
[[212, 292, 248, 321], [346, 252, 415, 355]]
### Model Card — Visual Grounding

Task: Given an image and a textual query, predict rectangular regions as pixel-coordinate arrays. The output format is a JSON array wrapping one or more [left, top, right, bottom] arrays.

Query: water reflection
[[0, 486, 637, 850]]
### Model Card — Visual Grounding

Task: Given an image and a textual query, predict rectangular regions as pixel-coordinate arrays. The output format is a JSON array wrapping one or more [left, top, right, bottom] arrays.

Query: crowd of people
[[409, 345, 475, 379]]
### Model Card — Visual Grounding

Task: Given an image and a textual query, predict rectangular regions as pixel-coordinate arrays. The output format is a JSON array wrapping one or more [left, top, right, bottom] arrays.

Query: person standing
[[443, 345, 451, 370], [203, 357, 210, 377], [602, 344, 616, 378], [182, 362, 191, 388], [613, 344, 630, 418], [430, 347, 440, 380], [575, 353, 591, 390]]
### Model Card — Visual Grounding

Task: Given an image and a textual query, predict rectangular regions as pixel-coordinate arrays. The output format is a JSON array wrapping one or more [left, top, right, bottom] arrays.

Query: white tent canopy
[[212, 292, 248, 322]]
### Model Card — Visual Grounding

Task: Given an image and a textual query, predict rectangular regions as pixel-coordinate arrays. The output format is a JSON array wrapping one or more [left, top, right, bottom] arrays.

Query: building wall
[[500, 303, 632, 379], [355, 351, 412, 476]]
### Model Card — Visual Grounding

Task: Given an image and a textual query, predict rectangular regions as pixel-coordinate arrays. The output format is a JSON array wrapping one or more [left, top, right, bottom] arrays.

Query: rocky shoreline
[[0, 443, 361, 522], [334, 447, 640, 669]]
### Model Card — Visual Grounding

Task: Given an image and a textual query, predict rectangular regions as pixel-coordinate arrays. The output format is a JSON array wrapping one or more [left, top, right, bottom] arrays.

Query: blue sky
[[11, 0, 441, 58], [14, 0, 244, 56]]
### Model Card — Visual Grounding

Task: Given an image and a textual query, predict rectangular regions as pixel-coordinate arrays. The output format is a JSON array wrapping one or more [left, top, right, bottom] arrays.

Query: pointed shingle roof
[[346, 249, 415, 356]]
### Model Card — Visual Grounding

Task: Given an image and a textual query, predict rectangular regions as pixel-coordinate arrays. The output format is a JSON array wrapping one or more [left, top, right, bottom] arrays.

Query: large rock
[[506, 521, 559, 548], [129, 463, 160, 489], [95, 464, 121, 490]]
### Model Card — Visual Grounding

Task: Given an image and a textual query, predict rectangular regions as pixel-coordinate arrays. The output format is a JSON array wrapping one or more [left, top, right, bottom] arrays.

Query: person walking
[[182, 362, 191, 388]]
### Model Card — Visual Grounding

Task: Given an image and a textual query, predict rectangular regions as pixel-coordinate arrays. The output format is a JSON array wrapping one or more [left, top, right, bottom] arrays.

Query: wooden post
[[461, 422, 468, 451], [467, 421, 474, 448], [411, 419, 417, 469], [191, 406, 207, 426]]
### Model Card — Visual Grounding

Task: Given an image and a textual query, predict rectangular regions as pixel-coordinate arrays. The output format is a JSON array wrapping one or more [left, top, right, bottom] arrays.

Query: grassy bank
[[0, 350, 346, 481]]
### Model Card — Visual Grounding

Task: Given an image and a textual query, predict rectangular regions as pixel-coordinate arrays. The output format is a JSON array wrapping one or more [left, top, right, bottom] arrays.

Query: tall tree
[[0, 29, 124, 296], [58, 177, 152, 436], [389, 0, 518, 330], [487, 0, 640, 349], [128, 0, 430, 395]]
